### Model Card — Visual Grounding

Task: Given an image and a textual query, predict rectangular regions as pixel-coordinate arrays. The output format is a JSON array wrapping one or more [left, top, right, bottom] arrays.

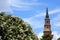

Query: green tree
[[0, 12, 38, 40], [41, 34, 53, 40]]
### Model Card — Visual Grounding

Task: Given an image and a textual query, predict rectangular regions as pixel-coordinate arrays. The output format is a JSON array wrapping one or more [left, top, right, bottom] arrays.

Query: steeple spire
[[46, 8, 49, 18]]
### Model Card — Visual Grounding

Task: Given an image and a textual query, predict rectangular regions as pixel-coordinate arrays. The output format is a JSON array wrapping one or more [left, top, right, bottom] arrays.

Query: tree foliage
[[57, 38, 60, 40], [41, 34, 53, 40], [0, 12, 38, 40]]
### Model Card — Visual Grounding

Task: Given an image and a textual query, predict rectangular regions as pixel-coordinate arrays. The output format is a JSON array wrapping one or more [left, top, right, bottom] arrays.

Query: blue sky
[[0, 0, 60, 40]]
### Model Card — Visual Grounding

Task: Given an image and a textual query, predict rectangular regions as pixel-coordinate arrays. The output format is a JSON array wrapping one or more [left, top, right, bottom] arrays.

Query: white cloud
[[54, 22, 60, 27], [37, 32, 43, 40], [35, 8, 60, 18], [51, 14, 60, 27], [7, 0, 46, 10], [24, 18, 43, 29], [52, 31, 60, 40], [0, 0, 46, 12], [0, 0, 13, 13]]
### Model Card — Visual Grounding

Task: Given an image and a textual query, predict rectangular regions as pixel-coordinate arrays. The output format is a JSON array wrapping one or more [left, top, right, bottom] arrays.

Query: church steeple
[[44, 8, 51, 35]]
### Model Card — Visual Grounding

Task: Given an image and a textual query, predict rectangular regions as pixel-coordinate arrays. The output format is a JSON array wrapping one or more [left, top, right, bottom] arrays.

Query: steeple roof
[[46, 8, 49, 18]]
